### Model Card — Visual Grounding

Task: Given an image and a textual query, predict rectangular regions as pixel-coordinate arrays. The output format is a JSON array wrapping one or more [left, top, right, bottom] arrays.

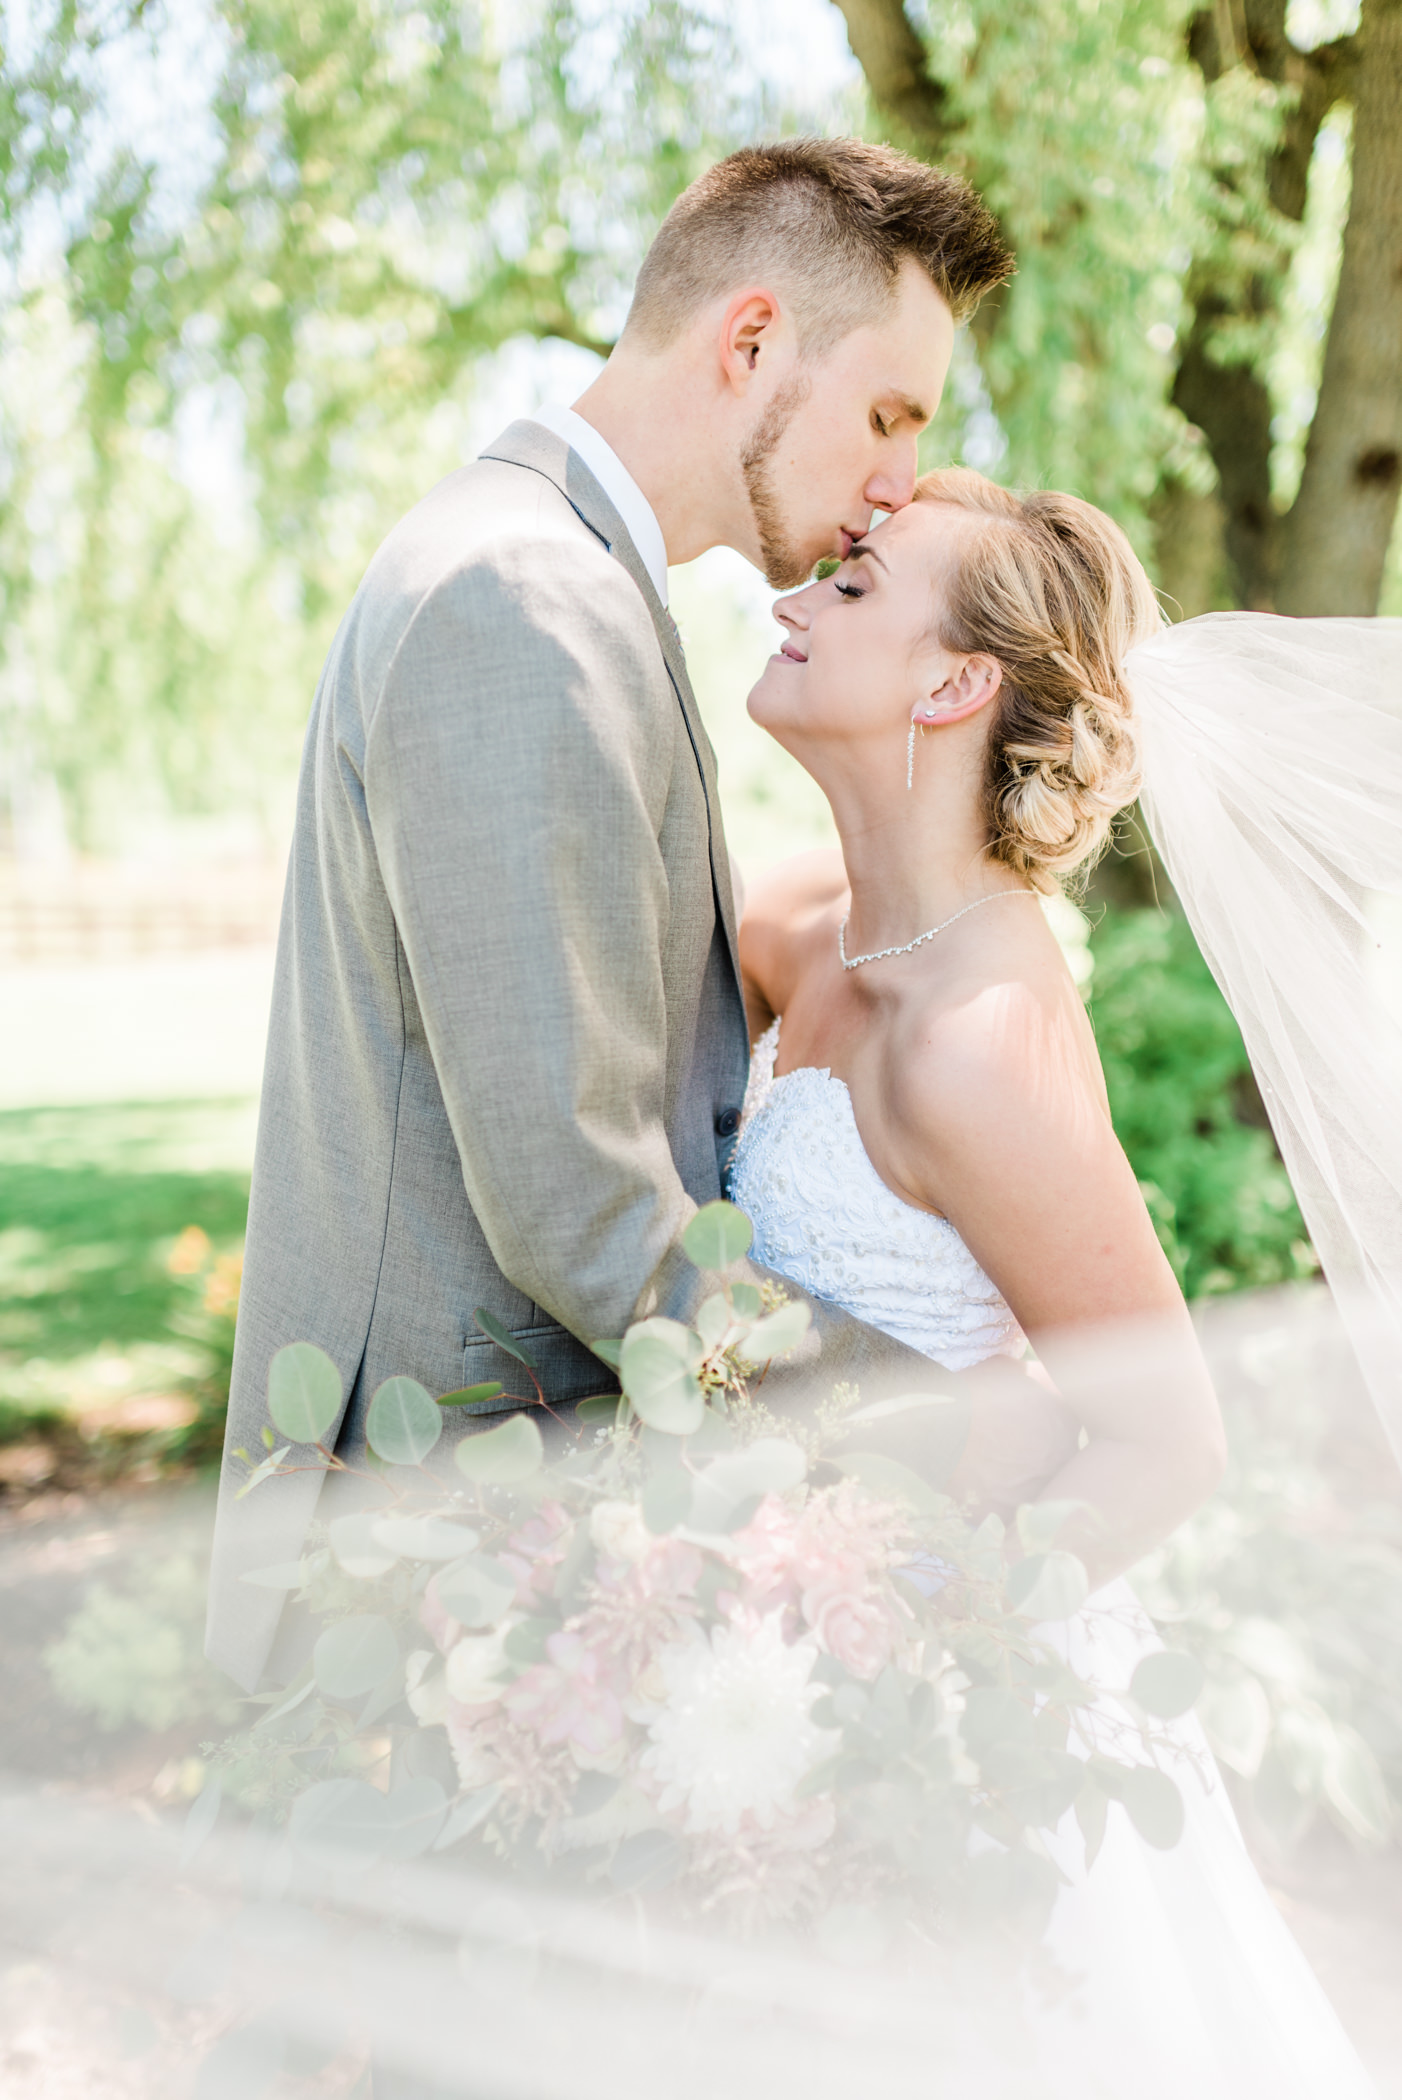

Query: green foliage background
[[1089, 909, 1314, 1298]]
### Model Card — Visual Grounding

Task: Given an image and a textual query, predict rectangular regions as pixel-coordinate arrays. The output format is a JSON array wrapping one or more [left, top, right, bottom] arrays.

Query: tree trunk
[[1277, 0, 1402, 615], [828, 0, 953, 162], [1173, 1, 1350, 610]]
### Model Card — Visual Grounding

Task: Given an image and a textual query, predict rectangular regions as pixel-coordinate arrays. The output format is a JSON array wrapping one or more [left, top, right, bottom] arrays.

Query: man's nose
[[866, 435, 919, 514]]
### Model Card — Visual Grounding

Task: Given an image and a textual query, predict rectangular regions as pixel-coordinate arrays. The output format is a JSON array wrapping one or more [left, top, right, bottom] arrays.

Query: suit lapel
[[480, 420, 743, 996]]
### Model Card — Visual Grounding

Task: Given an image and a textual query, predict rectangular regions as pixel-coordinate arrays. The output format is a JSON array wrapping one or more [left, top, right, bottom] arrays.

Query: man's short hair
[[624, 137, 1012, 355]]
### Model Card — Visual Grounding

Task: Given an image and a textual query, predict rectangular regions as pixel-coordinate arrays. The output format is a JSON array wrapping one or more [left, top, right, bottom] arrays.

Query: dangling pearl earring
[[907, 718, 917, 792]]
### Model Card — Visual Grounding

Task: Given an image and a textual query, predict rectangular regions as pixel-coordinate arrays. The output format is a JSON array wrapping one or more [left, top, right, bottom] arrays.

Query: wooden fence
[[0, 862, 284, 965]]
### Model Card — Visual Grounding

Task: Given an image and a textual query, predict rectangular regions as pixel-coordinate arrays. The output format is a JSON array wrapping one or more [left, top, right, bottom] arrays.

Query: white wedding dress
[[728, 1017, 1378, 2100]]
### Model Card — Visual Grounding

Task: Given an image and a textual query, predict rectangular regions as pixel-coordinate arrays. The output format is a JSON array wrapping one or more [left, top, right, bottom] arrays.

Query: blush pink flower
[[498, 1501, 571, 1609], [729, 1495, 803, 1613], [803, 1585, 896, 1681], [502, 1628, 624, 1757], [420, 1572, 462, 1655]]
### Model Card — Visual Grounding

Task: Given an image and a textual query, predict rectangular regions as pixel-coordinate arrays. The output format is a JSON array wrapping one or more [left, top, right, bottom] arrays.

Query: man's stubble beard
[[739, 373, 817, 591]]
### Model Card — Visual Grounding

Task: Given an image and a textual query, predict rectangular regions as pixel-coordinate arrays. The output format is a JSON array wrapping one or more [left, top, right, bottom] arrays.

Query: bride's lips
[[778, 642, 807, 663]]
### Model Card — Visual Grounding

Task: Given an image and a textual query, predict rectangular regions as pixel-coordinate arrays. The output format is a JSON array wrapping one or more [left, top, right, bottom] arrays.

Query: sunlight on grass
[[0, 1099, 253, 1438]]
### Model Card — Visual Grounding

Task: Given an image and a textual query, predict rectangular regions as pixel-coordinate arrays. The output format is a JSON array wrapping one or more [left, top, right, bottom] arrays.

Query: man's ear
[[917, 653, 1003, 726], [719, 287, 784, 393]]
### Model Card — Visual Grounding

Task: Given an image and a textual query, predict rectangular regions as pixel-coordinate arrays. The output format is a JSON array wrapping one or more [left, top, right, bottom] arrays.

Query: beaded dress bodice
[[727, 1019, 1025, 1372]]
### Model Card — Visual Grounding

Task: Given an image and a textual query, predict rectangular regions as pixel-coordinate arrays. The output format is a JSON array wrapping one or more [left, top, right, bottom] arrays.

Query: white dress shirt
[[530, 402, 669, 608]]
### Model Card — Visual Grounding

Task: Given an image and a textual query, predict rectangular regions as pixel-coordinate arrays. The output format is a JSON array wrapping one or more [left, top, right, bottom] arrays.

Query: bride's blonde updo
[[913, 468, 1163, 893]]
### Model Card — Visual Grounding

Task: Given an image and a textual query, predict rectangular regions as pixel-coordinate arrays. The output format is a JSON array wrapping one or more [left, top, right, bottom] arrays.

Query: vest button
[[715, 1106, 741, 1138]]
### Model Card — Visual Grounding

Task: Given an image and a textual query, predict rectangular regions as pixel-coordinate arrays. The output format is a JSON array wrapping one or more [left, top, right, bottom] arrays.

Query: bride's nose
[[774, 591, 810, 636]]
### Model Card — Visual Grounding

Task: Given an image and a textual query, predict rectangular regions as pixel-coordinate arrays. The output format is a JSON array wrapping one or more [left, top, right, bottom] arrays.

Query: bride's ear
[[915, 653, 1003, 727]]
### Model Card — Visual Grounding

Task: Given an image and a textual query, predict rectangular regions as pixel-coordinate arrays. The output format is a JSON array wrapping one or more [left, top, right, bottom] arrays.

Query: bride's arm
[[890, 979, 1227, 1583], [737, 847, 847, 1043]]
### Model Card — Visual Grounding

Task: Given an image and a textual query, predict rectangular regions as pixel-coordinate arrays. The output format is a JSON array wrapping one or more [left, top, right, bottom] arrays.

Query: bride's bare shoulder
[[742, 847, 849, 929], [891, 916, 1109, 1150], [739, 849, 847, 1021]]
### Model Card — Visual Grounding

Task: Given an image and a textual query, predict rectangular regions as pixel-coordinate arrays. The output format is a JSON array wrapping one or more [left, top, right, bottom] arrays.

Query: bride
[[728, 466, 1395, 2097]]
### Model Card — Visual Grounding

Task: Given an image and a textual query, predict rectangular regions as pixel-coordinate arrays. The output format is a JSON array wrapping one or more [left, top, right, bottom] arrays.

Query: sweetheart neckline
[[746, 1019, 953, 1229]]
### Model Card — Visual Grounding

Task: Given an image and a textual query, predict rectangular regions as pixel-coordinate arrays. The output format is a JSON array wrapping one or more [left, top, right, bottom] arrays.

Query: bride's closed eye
[[834, 580, 867, 601]]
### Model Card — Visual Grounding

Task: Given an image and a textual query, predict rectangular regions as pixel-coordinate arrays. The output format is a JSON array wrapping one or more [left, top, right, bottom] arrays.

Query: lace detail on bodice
[[728, 1019, 1025, 1373]]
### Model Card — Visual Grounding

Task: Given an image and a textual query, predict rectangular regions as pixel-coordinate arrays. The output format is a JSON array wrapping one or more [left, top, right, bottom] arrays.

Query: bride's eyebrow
[[847, 541, 888, 572]]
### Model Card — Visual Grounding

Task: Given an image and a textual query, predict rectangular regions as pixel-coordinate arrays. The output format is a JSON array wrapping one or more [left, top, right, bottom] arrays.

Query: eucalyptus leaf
[[288, 1778, 388, 1858], [729, 1283, 763, 1318], [575, 1394, 623, 1426], [1015, 1499, 1088, 1557], [619, 1317, 704, 1435], [1006, 1550, 1090, 1623], [366, 1376, 443, 1466], [371, 1514, 480, 1560], [234, 1446, 291, 1499], [682, 1200, 754, 1272], [433, 1554, 517, 1629], [437, 1382, 505, 1408], [591, 1339, 623, 1370], [699, 1436, 807, 1501], [328, 1512, 398, 1578], [378, 1777, 447, 1860], [472, 1306, 536, 1368], [832, 1449, 945, 1517], [1195, 1671, 1271, 1779], [434, 1782, 503, 1851], [741, 1299, 811, 1360], [694, 1291, 733, 1348], [642, 1467, 693, 1535], [1119, 1765, 1185, 1850], [454, 1411, 544, 1484], [312, 1615, 399, 1701], [960, 1686, 1034, 1753], [1130, 1649, 1205, 1720], [267, 1343, 342, 1445], [1323, 1727, 1393, 1845]]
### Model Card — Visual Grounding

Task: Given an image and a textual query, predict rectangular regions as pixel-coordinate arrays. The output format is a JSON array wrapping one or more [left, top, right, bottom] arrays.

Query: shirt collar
[[529, 403, 669, 608]]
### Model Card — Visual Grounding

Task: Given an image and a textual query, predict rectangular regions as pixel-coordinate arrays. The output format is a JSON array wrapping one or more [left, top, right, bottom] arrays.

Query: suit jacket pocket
[[451, 1322, 618, 1416]]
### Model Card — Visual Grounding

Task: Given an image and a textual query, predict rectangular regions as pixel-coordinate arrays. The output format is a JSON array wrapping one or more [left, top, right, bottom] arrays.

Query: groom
[[209, 138, 1028, 1691]]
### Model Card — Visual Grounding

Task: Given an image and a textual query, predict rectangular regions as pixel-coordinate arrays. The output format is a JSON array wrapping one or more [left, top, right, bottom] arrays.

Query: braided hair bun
[[915, 469, 1162, 893]]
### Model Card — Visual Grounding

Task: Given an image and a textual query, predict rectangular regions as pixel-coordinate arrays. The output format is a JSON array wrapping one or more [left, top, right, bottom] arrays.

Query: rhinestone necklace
[[837, 887, 1037, 971]]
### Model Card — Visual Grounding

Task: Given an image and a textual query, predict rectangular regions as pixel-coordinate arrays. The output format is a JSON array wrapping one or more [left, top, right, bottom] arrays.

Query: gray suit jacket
[[208, 420, 936, 1690]]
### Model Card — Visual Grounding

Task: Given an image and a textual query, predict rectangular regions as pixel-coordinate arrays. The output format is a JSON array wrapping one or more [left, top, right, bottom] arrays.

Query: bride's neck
[[825, 761, 1016, 955]]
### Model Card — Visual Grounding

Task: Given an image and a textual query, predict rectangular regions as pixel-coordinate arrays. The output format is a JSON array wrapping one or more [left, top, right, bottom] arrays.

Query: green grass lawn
[[0, 1099, 253, 1437]]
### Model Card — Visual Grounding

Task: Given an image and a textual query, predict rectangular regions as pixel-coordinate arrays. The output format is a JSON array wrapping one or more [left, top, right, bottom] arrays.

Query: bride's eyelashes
[[834, 580, 868, 601]]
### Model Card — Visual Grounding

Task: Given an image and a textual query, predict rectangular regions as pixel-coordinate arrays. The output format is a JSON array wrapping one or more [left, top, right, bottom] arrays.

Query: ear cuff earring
[[907, 719, 916, 791]]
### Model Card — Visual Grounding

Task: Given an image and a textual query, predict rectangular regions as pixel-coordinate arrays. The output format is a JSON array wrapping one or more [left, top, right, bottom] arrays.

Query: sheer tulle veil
[[1125, 611, 1402, 1460]]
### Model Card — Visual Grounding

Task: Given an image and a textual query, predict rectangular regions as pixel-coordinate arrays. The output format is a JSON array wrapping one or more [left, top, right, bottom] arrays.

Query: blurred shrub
[[1090, 908, 1317, 1297], [45, 1552, 237, 1733], [1135, 1347, 1402, 1852]]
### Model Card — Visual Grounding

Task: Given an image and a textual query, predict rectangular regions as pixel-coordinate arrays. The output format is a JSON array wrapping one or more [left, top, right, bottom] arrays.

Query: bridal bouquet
[[220, 1204, 1203, 1939]]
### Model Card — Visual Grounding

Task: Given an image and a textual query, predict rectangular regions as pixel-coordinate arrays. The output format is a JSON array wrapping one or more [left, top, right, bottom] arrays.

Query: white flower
[[405, 1648, 450, 1725], [589, 1498, 653, 1565], [638, 1611, 838, 1836], [444, 1622, 514, 1706]]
